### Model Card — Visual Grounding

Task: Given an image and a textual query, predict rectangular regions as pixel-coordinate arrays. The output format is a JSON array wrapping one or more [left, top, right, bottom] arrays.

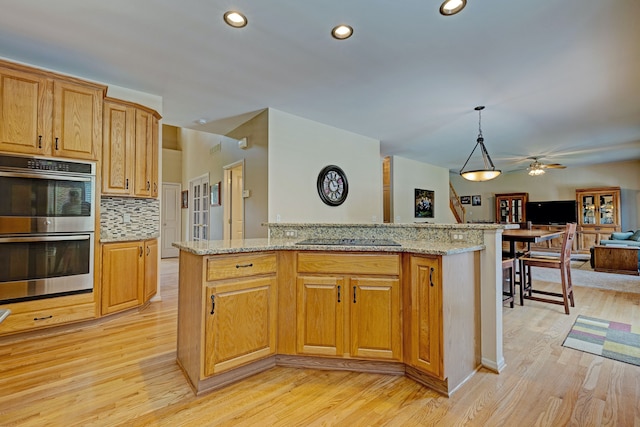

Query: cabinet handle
[[353, 286, 357, 303], [125, 178, 129, 189], [337, 285, 341, 303], [38, 135, 42, 148], [429, 267, 435, 287], [235, 263, 253, 269], [146, 246, 150, 256], [210, 294, 215, 315], [34, 315, 53, 321], [154, 182, 157, 193], [139, 246, 143, 257], [147, 181, 150, 191], [55, 137, 59, 150]]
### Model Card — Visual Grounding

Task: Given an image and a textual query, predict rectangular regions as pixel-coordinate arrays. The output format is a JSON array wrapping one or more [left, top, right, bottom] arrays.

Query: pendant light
[[459, 106, 501, 182]]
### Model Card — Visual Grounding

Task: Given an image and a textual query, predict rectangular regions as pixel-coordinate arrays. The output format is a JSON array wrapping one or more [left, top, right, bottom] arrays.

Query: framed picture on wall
[[472, 195, 481, 206], [460, 195, 471, 204], [414, 188, 434, 218], [181, 190, 188, 209], [211, 181, 221, 206]]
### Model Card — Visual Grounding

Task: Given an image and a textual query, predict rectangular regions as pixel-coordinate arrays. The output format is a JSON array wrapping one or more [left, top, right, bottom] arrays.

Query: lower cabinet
[[176, 251, 278, 393], [0, 293, 95, 336], [406, 255, 442, 379], [296, 252, 402, 361], [101, 239, 157, 315], [204, 276, 277, 376]]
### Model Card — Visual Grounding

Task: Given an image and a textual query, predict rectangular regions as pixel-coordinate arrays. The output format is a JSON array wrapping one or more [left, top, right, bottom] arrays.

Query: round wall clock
[[317, 165, 349, 206]]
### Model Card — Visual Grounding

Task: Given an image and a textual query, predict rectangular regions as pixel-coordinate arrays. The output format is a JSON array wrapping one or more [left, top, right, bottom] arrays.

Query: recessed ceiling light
[[223, 11, 247, 28], [331, 25, 353, 40], [440, 0, 467, 16]]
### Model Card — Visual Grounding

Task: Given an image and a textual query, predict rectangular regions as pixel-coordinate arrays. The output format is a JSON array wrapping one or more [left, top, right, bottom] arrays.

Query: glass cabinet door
[[581, 195, 595, 224], [599, 194, 615, 225]]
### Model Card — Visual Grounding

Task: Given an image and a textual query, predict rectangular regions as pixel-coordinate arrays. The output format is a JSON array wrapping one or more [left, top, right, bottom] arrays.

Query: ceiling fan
[[526, 157, 566, 176]]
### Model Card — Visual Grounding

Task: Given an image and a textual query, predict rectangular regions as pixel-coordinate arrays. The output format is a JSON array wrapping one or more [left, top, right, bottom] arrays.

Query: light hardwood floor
[[1, 259, 639, 426]]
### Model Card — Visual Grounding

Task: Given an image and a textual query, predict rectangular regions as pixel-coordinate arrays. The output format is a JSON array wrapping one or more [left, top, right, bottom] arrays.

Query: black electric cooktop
[[295, 238, 401, 247]]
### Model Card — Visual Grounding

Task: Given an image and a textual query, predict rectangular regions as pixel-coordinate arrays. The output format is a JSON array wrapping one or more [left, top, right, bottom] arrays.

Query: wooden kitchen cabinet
[[576, 187, 621, 253], [204, 276, 277, 376], [144, 239, 158, 301], [0, 60, 105, 160], [296, 252, 402, 361], [101, 239, 157, 315], [102, 97, 160, 197], [177, 251, 278, 393], [406, 255, 442, 378], [0, 293, 95, 336]]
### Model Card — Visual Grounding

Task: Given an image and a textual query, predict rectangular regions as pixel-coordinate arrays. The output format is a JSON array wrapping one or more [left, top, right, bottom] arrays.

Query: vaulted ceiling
[[1, 0, 639, 174]]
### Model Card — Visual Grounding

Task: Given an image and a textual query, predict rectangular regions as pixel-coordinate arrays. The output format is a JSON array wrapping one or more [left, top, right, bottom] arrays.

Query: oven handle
[[0, 235, 90, 243], [0, 171, 93, 182]]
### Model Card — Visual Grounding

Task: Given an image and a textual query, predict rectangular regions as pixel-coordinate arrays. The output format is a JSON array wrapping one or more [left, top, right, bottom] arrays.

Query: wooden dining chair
[[502, 257, 516, 308], [518, 223, 577, 314]]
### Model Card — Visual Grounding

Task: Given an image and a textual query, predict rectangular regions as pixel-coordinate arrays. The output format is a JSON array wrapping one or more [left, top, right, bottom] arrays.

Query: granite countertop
[[101, 233, 160, 243], [172, 238, 484, 256]]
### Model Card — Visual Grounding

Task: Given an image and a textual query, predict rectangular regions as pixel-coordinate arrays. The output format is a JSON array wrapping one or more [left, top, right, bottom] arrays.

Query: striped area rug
[[562, 315, 640, 366]]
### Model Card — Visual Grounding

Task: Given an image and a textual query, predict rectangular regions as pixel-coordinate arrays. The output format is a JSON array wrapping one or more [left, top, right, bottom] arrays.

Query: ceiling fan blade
[[544, 163, 566, 169]]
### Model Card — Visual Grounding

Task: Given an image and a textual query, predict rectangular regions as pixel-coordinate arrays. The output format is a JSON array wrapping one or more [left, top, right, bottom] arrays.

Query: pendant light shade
[[459, 106, 501, 182]]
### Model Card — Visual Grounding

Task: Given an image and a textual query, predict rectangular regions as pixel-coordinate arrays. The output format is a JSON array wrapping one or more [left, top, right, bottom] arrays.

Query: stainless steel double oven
[[0, 153, 96, 304]]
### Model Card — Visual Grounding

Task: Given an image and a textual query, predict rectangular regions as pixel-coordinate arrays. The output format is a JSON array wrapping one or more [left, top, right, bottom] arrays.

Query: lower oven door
[[0, 233, 94, 304]]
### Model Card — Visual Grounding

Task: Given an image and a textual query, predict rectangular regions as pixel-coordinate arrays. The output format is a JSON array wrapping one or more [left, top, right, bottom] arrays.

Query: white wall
[[268, 109, 382, 223], [450, 159, 640, 230], [391, 156, 456, 224]]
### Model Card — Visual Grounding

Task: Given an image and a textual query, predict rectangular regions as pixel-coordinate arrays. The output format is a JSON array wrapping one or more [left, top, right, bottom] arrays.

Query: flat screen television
[[525, 200, 578, 225]]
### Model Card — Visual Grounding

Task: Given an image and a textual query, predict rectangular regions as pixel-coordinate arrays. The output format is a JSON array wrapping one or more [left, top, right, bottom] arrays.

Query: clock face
[[317, 165, 349, 206]]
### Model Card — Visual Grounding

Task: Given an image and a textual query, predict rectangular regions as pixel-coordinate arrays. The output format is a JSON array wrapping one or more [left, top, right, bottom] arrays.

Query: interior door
[[223, 161, 244, 240], [161, 183, 181, 258], [189, 174, 209, 241]]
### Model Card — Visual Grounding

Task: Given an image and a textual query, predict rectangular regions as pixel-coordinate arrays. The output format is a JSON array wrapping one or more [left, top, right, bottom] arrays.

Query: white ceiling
[[1, 0, 639, 174]]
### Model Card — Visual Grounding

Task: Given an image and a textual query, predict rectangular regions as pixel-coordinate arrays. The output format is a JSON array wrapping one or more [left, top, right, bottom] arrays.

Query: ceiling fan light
[[528, 168, 545, 176], [440, 0, 467, 16]]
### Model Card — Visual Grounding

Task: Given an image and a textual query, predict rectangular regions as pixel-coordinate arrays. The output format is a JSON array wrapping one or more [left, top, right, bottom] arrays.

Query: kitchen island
[[173, 223, 508, 396]]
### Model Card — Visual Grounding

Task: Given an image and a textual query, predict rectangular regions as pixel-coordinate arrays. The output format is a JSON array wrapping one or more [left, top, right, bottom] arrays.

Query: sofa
[[591, 230, 640, 267]]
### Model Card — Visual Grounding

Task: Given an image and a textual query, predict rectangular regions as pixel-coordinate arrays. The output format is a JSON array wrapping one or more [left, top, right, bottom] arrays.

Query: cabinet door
[[408, 256, 443, 378], [101, 242, 144, 315], [296, 275, 344, 356], [102, 100, 134, 195], [134, 108, 153, 197], [53, 80, 102, 160], [151, 116, 159, 198], [204, 276, 277, 376], [351, 277, 401, 360], [144, 239, 158, 302], [0, 67, 51, 155]]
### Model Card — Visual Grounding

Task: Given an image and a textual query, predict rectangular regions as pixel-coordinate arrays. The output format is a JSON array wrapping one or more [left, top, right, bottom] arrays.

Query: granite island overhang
[[172, 223, 510, 396]]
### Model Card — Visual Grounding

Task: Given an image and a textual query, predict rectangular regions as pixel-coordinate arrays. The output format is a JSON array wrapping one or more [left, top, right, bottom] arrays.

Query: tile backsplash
[[100, 197, 160, 241]]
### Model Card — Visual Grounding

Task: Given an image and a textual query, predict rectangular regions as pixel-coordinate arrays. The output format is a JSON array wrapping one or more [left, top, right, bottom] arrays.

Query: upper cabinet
[[0, 60, 105, 160], [102, 97, 161, 198], [495, 192, 528, 224]]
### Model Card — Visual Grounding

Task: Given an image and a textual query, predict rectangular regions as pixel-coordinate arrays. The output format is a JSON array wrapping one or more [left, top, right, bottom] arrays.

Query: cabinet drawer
[[297, 253, 400, 276], [0, 302, 95, 335], [206, 252, 276, 281]]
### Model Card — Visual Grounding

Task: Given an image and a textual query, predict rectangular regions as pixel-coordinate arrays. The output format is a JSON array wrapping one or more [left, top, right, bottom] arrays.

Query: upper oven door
[[0, 171, 95, 234]]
